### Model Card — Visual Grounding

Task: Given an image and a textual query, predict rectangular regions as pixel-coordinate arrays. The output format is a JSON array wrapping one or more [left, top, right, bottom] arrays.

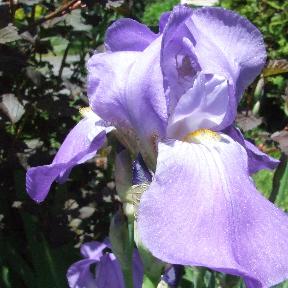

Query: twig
[[58, 40, 71, 79], [19, 0, 81, 33], [9, 0, 15, 20]]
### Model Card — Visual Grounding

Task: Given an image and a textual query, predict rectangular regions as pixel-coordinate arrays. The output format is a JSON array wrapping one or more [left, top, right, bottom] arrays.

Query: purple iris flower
[[67, 240, 143, 288], [87, 5, 287, 287], [26, 4, 288, 287], [26, 5, 276, 202]]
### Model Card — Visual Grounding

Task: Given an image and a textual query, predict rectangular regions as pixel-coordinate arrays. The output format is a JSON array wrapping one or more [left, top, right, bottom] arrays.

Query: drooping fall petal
[[26, 115, 110, 202], [224, 126, 279, 174], [138, 135, 288, 287]]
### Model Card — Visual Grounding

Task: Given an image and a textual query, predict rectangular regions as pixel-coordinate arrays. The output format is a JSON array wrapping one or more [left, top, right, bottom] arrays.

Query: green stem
[[269, 153, 288, 203], [122, 221, 134, 288]]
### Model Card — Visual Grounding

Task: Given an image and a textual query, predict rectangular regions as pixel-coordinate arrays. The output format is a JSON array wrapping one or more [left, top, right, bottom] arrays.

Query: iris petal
[[161, 6, 266, 130], [67, 259, 97, 288], [224, 126, 279, 174], [186, 7, 266, 101], [167, 72, 229, 139], [26, 116, 109, 202], [95, 254, 125, 288], [105, 18, 157, 52], [138, 135, 288, 287], [125, 36, 168, 165], [87, 51, 139, 128]]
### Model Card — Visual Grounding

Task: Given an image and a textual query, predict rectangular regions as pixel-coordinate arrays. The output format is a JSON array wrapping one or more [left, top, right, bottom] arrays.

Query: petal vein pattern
[[87, 51, 140, 129], [161, 6, 266, 130], [138, 136, 288, 287]]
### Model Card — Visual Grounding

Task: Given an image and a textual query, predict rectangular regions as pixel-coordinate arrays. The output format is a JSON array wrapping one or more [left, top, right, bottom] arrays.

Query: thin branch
[[58, 40, 71, 79], [19, 0, 81, 33]]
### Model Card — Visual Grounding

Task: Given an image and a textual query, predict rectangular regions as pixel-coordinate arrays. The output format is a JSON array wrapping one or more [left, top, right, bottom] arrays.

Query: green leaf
[[21, 212, 68, 288], [0, 24, 20, 44], [1, 266, 11, 288], [263, 60, 288, 77], [109, 210, 134, 288], [0, 240, 36, 288], [274, 155, 288, 210]]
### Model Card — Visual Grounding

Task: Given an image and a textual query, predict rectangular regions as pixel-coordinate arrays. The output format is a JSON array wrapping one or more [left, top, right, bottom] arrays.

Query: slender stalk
[[269, 153, 288, 203], [122, 221, 134, 288], [19, 0, 81, 33], [58, 41, 71, 79]]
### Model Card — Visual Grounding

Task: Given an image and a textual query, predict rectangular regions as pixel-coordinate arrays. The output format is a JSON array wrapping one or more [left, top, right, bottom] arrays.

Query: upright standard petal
[[105, 18, 157, 52], [125, 36, 168, 166], [160, 5, 195, 113], [26, 115, 108, 202], [138, 135, 288, 287], [161, 6, 266, 129], [186, 7, 266, 101], [167, 72, 230, 139], [185, 7, 266, 129], [159, 12, 171, 33], [87, 51, 139, 128]]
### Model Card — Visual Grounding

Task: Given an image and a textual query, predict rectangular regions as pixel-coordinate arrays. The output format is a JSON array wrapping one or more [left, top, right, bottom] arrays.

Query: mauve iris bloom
[[26, 5, 276, 202], [25, 4, 288, 287], [67, 240, 143, 288]]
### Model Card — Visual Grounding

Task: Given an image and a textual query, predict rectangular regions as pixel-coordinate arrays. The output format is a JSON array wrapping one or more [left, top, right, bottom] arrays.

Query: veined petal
[[186, 7, 266, 102], [67, 259, 97, 288], [161, 6, 266, 129], [159, 12, 171, 33], [87, 51, 139, 128], [244, 139, 279, 174], [167, 72, 229, 139], [224, 126, 279, 174], [105, 19, 157, 52], [80, 241, 108, 261], [138, 135, 288, 287], [161, 5, 195, 113], [26, 116, 110, 202], [95, 254, 125, 288], [125, 36, 168, 166]]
